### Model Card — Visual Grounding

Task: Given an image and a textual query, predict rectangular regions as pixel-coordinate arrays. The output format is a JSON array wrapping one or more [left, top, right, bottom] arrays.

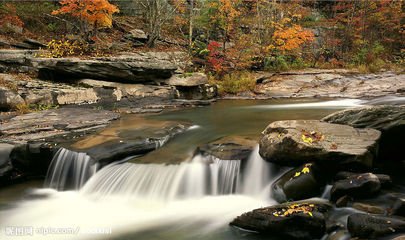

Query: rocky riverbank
[[230, 105, 405, 240]]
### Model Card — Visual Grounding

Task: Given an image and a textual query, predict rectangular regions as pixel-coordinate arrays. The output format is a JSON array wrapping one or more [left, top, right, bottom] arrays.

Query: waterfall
[[81, 154, 241, 200], [44, 148, 97, 190], [240, 145, 271, 196]]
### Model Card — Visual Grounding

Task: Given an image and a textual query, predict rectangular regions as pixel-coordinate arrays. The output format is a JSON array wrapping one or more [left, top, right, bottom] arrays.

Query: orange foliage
[[270, 25, 314, 52], [52, 0, 119, 28], [0, 4, 24, 28]]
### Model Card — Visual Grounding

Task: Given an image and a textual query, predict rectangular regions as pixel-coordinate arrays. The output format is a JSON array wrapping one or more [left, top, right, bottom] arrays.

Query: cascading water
[[81, 154, 243, 200], [44, 148, 97, 190]]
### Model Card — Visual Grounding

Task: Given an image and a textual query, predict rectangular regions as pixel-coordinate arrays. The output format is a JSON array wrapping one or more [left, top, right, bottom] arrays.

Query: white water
[[1, 146, 275, 240], [44, 148, 97, 190]]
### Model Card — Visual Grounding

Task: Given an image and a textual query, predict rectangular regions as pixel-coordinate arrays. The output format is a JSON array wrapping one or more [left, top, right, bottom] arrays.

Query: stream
[[0, 97, 402, 240]]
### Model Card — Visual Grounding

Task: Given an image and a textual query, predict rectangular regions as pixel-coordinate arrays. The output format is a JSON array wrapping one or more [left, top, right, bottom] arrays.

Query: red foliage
[[207, 41, 225, 74], [0, 4, 24, 29]]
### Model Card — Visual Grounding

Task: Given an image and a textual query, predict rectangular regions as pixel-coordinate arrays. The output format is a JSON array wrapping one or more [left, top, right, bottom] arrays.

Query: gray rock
[[348, 213, 405, 238], [0, 143, 14, 177], [259, 120, 381, 168], [323, 105, 405, 162], [23, 38, 47, 48], [126, 29, 148, 42], [167, 73, 208, 87], [272, 163, 324, 203], [0, 87, 25, 110], [175, 84, 218, 100], [0, 108, 120, 144], [322, 105, 405, 131], [230, 200, 332, 240], [33, 52, 186, 83], [198, 136, 256, 161], [331, 173, 381, 201]]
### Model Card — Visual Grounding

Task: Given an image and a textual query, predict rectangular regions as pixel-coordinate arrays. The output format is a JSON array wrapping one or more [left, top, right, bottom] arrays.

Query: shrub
[[213, 71, 256, 95], [37, 39, 84, 58]]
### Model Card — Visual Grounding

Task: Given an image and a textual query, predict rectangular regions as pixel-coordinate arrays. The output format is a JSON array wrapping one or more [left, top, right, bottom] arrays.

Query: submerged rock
[[348, 213, 405, 238], [272, 163, 324, 203], [230, 200, 331, 240], [330, 173, 381, 201], [198, 136, 257, 161], [259, 120, 381, 168]]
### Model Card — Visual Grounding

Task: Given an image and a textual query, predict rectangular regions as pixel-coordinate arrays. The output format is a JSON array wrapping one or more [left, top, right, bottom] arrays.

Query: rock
[[230, 200, 331, 239], [330, 173, 381, 201], [167, 73, 208, 87], [78, 79, 176, 99], [198, 136, 257, 161], [126, 29, 148, 42], [34, 52, 186, 83], [259, 120, 381, 168], [348, 213, 405, 238], [325, 230, 351, 240], [0, 108, 120, 144], [335, 171, 392, 187], [0, 143, 14, 179], [322, 105, 405, 131], [392, 198, 405, 217], [351, 202, 386, 214], [23, 38, 47, 48], [272, 163, 324, 203], [255, 71, 405, 99], [323, 105, 405, 162], [0, 87, 25, 110], [70, 120, 190, 166], [175, 84, 218, 100]]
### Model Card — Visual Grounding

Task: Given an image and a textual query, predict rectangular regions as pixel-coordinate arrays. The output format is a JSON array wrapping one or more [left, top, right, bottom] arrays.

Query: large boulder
[[272, 163, 325, 203], [166, 73, 217, 100], [322, 105, 405, 162], [230, 200, 331, 239], [0, 143, 14, 182], [32, 52, 186, 83], [348, 213, 405, 238], [259, 120, 381, 168], [330, 173, 381, 201], [166, 73, 208, 87]]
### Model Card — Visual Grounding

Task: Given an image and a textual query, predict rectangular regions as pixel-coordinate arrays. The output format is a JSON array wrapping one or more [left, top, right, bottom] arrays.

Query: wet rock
[[0, 143, 14, 179], [335, 171, 392, 187], [198, 136, 256, 161], [0, 108, 120, 144], [348, 213, 405, 238], [351, 202, 385, 214], [73, 122, 190, 166], [325, 230, 351, 240], [323, 105, 405, 163], [230, 200, 331, 240], [392, 198, 405, 217], [331, 173, 381, 201], [272, 163, 324, 203], [259, 120, 381, 168]]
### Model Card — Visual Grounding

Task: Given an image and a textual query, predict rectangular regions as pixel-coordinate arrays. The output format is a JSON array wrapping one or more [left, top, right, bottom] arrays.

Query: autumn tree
[[0, 3, 24, 31], [52, 0, 119, 40]]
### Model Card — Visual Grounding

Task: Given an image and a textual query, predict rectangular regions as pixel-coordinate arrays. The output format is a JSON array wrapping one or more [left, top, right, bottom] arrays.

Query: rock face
[[323, 105, 405, 162], [34, 52, 185, 83], [330, 173, 381, 201], [272, 163, 324, 203], [348, 213, 405, 238], [230, 200, 331, 240], [259, 120, 381, 168]]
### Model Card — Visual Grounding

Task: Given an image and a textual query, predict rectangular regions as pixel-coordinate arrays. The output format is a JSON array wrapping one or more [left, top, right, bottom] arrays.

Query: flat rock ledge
[[259, 120, 381, 168]]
